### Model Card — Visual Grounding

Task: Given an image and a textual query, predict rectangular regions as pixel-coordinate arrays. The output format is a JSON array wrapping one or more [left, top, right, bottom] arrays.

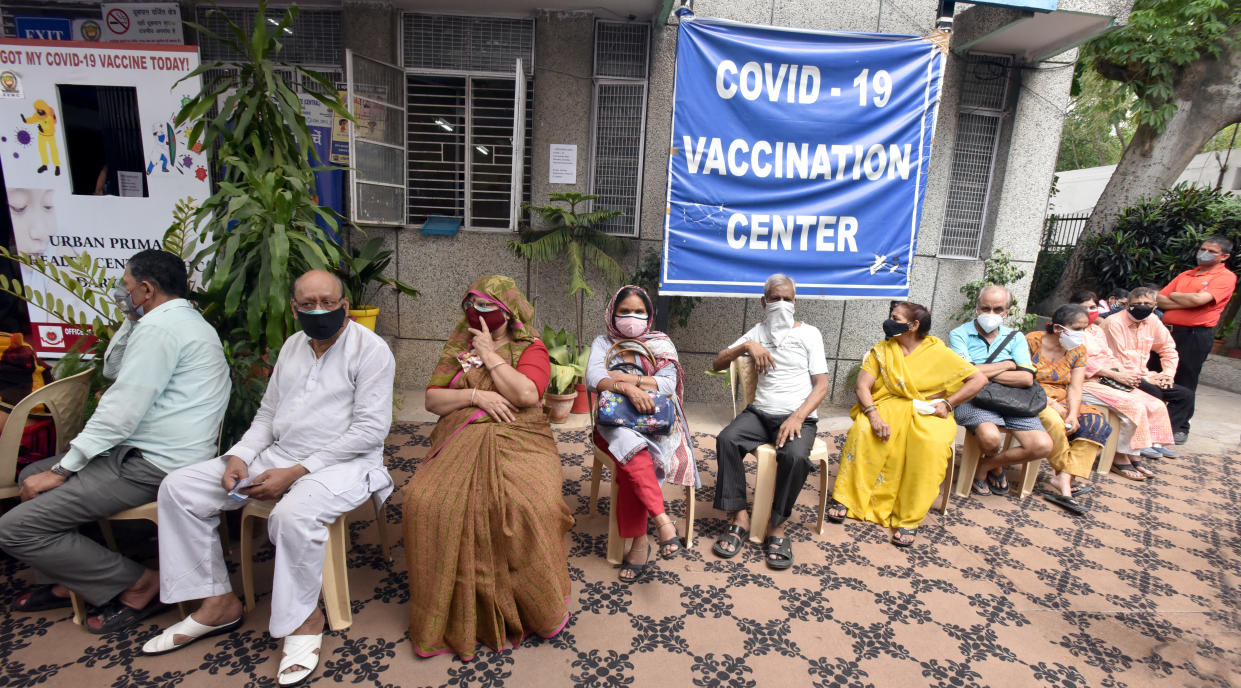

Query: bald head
[[290, 269, 346, 311]]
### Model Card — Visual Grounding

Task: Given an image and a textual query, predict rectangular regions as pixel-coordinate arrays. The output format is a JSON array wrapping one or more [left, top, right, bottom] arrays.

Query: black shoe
[[1173, 431, 1188, 445], [36, 165, 46, 173]]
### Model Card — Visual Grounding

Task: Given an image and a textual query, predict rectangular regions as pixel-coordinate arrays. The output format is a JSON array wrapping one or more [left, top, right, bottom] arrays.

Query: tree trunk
[[1045, 35, 1241, 311]]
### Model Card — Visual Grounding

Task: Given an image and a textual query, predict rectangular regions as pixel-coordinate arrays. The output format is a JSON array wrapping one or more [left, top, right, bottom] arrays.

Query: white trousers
[[156, 455, 371, 637]]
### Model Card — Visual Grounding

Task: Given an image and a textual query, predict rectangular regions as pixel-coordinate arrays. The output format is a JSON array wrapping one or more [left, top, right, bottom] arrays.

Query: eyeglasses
[[295, 297, 342, 312], [976, 305, 1008, 314]]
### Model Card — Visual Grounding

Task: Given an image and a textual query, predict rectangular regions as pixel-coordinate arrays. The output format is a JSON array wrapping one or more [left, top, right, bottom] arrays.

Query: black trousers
[[1170, 325, 1214, 395], [1136, 379, 1194, 435], [713, 405, 817, 528]]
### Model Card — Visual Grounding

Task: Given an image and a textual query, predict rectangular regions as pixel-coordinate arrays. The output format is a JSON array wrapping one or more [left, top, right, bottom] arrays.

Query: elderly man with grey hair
[[709, 274, 830, 570], [948, 284, 1053, 496]]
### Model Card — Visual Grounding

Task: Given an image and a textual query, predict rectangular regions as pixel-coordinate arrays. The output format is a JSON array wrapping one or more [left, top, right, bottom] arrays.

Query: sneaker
[[1138, 448, 1162, 460], [1154, 445, 1179, 458], [1174, 431, 1189, 445]]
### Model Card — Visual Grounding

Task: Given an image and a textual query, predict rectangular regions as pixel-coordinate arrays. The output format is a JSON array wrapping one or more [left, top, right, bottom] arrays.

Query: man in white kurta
[[141, 270, 395, 687]]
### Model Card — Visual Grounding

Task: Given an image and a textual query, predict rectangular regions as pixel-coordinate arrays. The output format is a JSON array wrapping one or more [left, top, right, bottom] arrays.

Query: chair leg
[[606, 477, 624, 565], [1018, 459, 1041, 498], [240, 512, 257, 613], [372, 499, 393, 563], [70, 591, 87, 626], [816, 459, 828, 535], [955, 434, 981, 498], [1097, 410, 1119, 476], [749, 448, 777, 544], [99, 520, 119, 552], [682, 485, 695, 549], [589, 453, 604, 516], [320, 516, 352, 632], [218, 514, 233, 558], [939, 447, 955, 514]]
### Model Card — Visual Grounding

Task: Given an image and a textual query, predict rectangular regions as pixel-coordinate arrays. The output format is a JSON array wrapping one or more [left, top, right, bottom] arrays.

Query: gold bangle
[[470, 388, 476, 405]]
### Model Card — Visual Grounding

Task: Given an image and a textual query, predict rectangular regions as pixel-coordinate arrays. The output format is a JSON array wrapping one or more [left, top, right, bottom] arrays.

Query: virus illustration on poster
[[146, 117, 205, 179]]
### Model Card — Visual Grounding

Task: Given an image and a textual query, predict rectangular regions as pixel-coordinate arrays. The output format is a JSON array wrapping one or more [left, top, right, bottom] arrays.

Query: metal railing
[[1042, 212, 1091, 251]]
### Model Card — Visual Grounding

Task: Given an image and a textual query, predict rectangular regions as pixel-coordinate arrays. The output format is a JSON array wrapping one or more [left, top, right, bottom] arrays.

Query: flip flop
[[1043, 492, 1088, 515], [1110, 463, 1146, 481], [986, 469, 1010, 496], [85, 598, 172, 635], [891, 528, 917, 547], [826, 501, 848, 524], [141, 614, 244, 656], [1071, 483, 1092, 497], [971, 479, 991, 496], [618, 541, 654, 583], [712, 524, 748, 559], [1130, 458, 1156, 478], [278, 632, 323, 687], [763, 536, 793, 571], [13, 585, 71, 612]]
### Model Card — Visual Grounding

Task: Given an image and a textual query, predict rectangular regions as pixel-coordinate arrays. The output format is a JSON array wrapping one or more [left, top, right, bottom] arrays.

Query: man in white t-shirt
[[710, 274, 830, 570]]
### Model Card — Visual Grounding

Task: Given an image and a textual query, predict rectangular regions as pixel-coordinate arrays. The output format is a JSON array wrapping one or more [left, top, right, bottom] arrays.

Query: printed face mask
[[111, 284, 148, 318], [1197, 250, 1219, 266], [466, 303, 508, 332], [1058, 328, 1086, 350], [1127, 305, 1155, 321], [976, 312, 1003, 333], [882, 318, 910, 339], [297, 306, 347, 340], [614, 314, 648, 338]]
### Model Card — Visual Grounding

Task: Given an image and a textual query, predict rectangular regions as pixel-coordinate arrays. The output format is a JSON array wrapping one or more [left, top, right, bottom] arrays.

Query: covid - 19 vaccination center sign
[[661, 18, 945, 299], [0, 38, 209, 355]]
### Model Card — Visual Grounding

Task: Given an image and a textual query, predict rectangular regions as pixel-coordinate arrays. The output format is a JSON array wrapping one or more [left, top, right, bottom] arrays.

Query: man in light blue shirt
[[0, 249, 229, 633], [947, 285, 1052, 496]]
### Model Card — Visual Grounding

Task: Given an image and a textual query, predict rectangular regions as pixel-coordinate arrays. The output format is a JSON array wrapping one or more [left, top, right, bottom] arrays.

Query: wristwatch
[[50, 463, 75, 478]]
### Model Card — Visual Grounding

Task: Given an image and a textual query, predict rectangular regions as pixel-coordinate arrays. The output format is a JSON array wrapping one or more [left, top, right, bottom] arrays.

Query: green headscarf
[[428, 275, 537, 388]]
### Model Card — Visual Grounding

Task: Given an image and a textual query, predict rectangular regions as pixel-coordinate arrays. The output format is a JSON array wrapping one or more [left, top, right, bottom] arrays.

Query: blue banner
[[661, 19, 945, 299], [14, 17, 73, 41]]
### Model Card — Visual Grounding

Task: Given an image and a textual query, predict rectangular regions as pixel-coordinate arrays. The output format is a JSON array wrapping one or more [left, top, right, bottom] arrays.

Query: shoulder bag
[[969, 330, 1047, 418]]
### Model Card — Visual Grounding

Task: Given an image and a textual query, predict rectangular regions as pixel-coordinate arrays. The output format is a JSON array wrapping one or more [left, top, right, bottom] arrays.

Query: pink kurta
[[1080, 323, 1173, 449]]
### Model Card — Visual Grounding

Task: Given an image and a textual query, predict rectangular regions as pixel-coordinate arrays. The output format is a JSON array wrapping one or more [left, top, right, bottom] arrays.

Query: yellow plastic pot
[[348, 307, 380, 331]]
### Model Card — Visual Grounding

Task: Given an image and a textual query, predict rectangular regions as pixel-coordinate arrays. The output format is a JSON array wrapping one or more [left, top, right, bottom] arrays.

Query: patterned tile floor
[[2, 420, 1239, 688]]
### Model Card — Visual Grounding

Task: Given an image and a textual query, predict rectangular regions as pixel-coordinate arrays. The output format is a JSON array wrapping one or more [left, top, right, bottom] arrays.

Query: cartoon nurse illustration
[[20, 99, 61, 176]]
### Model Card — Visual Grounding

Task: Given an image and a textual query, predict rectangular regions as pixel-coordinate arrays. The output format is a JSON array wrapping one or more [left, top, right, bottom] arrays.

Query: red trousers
[[594, 430, 666, 538]]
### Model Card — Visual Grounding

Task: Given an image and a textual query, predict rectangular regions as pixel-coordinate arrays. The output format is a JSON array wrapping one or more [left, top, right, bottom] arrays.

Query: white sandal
[[141, 614, 243, 656], [278, 633, 323, 687]]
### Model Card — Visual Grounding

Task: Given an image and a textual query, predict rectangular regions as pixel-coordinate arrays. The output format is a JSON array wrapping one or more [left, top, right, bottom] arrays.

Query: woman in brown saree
[[404, 275, 572, 661]]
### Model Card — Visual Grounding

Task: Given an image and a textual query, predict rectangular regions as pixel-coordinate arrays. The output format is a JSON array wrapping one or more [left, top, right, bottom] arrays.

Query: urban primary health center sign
[[660, 18, 946, 299]]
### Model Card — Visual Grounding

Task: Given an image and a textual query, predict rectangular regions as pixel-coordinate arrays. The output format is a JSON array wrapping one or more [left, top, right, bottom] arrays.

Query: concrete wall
[[334, 0, 1113, 406]]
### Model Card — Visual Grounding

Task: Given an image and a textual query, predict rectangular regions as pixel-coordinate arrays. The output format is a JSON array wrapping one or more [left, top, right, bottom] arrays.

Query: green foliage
[[335, 236, 420, 308], [1085, 0, 1241, 132], [163, 197, 200, 268], [1217, 318, 1238, 340], [628, 250, 701, 330], [509, 192, 629, 300], [177, 0, 349, 351], [957, 250, 1038, 331], [1029, 247, 1073, 308], [1080, 183, 1241, 294], [1056, 67, 1133, 172], [541, 325, 589, 395]]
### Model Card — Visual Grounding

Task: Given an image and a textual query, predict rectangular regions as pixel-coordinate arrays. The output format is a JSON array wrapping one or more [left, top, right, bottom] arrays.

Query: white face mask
[[1058, 328, 1086, 350], [763, 300, 795, 345], [976, 312, 1004, 333]]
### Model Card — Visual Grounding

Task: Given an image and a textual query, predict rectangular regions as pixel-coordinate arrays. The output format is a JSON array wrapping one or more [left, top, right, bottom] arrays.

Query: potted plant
[[543, 326, 588, 423], [336, 236, 420, 331], [1213, 318, 1237, 355]]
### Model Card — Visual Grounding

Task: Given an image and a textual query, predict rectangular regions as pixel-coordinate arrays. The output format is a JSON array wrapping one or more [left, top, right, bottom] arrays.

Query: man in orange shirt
[[1157, 236, 1236, 444]]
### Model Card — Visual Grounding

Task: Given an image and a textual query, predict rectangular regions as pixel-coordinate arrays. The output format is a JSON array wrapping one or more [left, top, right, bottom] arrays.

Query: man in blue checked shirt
[[0, 249, 230, 633]]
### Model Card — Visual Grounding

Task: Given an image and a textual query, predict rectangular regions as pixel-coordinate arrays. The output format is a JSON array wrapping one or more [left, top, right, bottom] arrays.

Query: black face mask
[[882, 318, 911, 339], [297, 307, 347, 340], [1128, 305, 1155, 321]]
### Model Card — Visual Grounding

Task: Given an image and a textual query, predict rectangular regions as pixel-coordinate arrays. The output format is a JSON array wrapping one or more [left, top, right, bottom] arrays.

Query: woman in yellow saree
[[828, 302, 987, 547], [404, 275, 573, 660]]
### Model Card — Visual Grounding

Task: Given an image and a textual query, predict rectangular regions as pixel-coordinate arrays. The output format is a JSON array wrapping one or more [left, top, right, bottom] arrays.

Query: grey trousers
[[0, 447, 165, 605]]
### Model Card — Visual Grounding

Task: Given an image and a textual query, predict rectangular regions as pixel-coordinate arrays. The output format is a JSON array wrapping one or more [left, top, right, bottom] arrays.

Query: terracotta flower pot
[[570, 383, 591, 414], [1211, 338, 1225, 355], [544, 391, 577, 423]]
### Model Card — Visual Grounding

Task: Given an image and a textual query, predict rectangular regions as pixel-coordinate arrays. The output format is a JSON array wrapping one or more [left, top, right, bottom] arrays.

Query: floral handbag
[[595, 339, 677, 436]]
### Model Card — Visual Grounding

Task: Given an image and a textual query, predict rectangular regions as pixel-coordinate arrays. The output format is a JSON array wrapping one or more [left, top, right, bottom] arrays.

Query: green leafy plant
[[956, 249, 1038, 331], [336, 236, 420, 309], [1217, 318, 1237, 341], [628, 250, 702, 330], [509, 192, 629, 346], [177, 0, 351, 351], [542, 325, 589, 395]]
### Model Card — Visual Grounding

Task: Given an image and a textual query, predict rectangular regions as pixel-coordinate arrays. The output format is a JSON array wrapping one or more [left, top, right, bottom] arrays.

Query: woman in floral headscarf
[[586, 285, 698, 583], [404, 275, 572, 661]]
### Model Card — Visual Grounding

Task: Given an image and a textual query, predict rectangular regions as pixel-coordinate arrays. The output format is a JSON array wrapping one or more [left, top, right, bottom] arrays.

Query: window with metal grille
[[403, 14, 533, 231], [403, 14, 533, 75], [939, 53, 1011, 259], [590, 21, 648, 237], [196, 5, 342, 67]]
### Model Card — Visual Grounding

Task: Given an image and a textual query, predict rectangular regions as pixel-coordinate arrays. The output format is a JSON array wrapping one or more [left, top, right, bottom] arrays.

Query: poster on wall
[[660, 18, 945, 299], [0, 38, 210, 356]]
